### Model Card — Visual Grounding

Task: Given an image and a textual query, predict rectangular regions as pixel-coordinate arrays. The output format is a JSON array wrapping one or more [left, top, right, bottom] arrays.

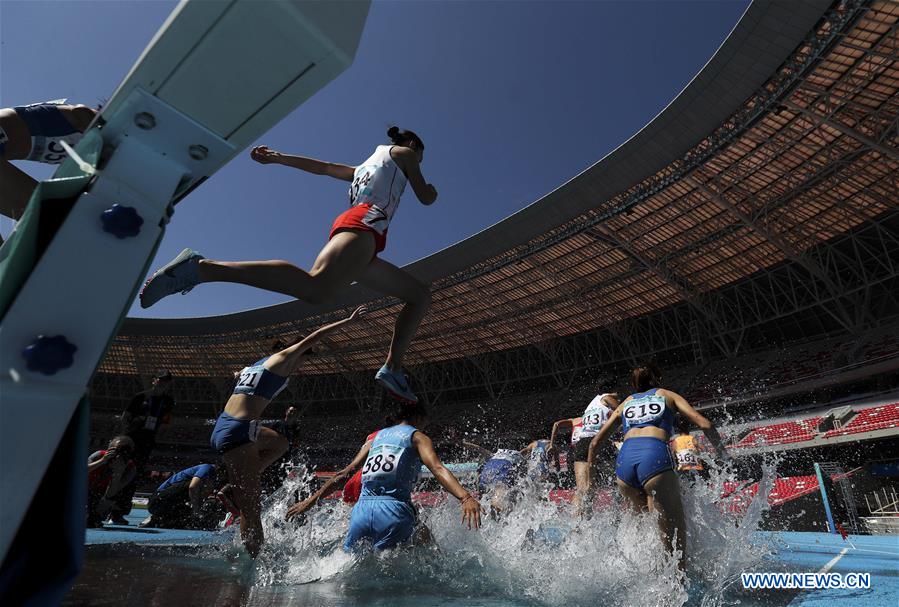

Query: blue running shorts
[[615, 436, 674, 489], [344, 496, 417, 551]]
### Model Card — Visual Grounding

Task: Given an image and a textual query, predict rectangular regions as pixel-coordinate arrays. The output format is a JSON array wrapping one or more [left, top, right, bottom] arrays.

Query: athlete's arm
[[660, 389, 728, 461], [265, 306, 366, 376], [546, 418, 575, 457], [415, 432, 483, 529], [601, 394, 620, 408], [285, 441, 372, 521], [87, 451, 113, 472], [188, 476, 210, 511], [587, 406, 623, 468], [461, 440, 493, 462], [250, 145, 355, 182], [519, 441, 537, 456], [390, 146, 437, 205]]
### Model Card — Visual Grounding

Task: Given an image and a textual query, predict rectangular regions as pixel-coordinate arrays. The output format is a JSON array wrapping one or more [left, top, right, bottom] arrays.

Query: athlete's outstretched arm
[[546, 418, 575, 457], [461, 440, 493, 462], [265, 306, 366, 376], [390, 146, 437, 205], [519, 441, 537, 456], [285, 440, 372, 521], [250, 145, 355, 182], [415, 432, 483, 529], [661, 389, 728, 461]]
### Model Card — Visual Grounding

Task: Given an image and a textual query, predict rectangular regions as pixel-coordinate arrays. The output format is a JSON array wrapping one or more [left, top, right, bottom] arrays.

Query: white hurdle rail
[[0, 0, 370, 575]]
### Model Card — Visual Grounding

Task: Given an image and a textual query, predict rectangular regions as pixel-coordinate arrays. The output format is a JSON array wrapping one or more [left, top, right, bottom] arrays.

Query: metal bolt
[[134, 112, 156, 130], [189, 144, 209, 161]]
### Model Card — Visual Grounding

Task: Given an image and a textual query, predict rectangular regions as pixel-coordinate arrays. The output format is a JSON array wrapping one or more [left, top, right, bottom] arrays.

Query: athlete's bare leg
[[223, 444, 264, 558], [616, 478, 647, 514], [644, 471, 687, 571], [196, 230, 375, 304], [573, 461, 595, 517], [357, 257, 430, 371]]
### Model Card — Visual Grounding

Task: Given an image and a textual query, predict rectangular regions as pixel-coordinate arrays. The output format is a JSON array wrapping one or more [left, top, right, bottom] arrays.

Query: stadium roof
[[105, 0, 898, 379]]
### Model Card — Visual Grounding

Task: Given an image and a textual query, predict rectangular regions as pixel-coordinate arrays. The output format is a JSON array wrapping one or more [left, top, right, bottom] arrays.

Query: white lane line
[[818, 547, 849, 573]]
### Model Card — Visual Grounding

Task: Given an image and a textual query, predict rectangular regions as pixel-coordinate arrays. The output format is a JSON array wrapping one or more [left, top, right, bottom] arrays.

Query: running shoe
[[139, 248, 204, 308], [375, 364, 418, 403], [107, 514, 129, 526]]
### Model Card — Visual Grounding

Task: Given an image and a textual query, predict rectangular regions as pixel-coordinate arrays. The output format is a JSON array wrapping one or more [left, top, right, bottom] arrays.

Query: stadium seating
[[684, 327, 899, 404], [732, 417, 824, 448], [768, 475, 820, 505], [823, 403, 899, 438], [720, 475, 821, 514]]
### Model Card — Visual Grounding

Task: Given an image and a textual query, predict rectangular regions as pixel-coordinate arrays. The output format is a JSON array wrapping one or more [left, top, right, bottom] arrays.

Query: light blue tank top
[[361, 424, 421, 503], [621, 388, 675, 435]]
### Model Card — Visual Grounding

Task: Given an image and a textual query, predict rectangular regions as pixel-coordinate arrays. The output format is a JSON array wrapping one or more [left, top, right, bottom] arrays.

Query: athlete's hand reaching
[[460, 494, 484, 530], [285, 498, 313, 521], [251, 145, 281, 164], [349, 306, 367, 321]]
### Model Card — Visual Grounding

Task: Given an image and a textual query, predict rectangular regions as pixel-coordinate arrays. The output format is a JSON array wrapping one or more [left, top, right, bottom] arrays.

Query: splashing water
[[240, 454, 781, 607]]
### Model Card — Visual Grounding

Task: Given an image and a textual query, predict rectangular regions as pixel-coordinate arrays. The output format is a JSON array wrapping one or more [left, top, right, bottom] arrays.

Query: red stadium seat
[[732, 417, 823, 448], [822, 403, 899, 438]]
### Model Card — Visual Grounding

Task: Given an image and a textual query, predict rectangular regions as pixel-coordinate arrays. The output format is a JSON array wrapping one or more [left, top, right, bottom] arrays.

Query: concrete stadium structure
[[92, 0, 898, 422]]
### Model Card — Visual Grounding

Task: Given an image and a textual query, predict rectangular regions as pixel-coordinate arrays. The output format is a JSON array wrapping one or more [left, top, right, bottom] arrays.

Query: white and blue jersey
[[348, 145, 408, 234], [232, 357, 289, 401], [573, 393, 615, 443]]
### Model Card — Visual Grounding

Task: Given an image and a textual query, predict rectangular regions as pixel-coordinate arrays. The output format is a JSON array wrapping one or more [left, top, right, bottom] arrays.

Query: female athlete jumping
[[140, 127, 438, 402]]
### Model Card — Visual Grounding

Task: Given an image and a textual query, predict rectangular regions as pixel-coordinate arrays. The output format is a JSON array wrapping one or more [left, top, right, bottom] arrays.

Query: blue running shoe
[[139, 248, 204, 308], [375, 365, 418, 403]]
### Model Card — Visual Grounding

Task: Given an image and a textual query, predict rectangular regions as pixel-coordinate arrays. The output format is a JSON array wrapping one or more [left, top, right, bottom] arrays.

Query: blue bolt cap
[[23, 335, 78, 375], [101, 204, 144, 238]]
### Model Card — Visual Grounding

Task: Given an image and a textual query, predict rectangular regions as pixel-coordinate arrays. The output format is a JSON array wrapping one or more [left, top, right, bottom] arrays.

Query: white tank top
[[574, 393, 615, 441], [348, 145, 408, 234]]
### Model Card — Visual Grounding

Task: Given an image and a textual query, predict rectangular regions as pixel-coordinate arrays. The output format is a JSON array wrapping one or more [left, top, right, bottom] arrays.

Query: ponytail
[[387, 125, 425, 150], [630, 364, 661, 392]]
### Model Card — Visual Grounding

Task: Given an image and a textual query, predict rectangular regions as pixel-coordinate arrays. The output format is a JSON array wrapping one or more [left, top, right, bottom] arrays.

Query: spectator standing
[[111, 371, 176, 523]]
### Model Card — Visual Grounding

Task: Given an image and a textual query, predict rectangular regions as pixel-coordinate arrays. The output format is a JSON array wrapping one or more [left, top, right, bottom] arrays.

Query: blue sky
[[0, 0, 749, 319]]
